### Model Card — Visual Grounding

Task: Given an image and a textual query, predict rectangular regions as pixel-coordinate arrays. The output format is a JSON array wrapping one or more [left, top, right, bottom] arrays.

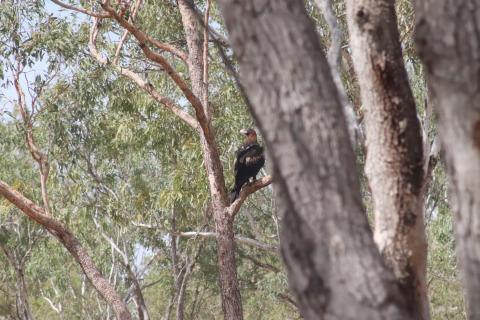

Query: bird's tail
[[230, 178, 248, 203], [229, 187, 240, 204]]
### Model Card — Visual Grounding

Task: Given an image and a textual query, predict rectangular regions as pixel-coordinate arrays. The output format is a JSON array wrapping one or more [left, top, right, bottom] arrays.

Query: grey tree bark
[[345, 1, 429, 318], [217, 1, 411, 319], [413, 1, 480, 318]]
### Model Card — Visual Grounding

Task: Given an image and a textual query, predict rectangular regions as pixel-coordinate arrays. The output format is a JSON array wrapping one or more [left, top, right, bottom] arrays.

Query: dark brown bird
[[230, 128, 265, 203]]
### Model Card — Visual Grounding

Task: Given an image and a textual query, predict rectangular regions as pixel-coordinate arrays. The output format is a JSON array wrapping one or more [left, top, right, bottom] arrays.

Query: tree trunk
[[0, 181, 132, 320], [0, 245, 34, 320], [175, 263, 191, 320], [345, 0, 429, 318], [15, 267, 34, 320], [131, 275, 149, 320], [177, 0, 206, 110], [217, 1, 410, 319], [214, 214, 243, 320], [177, 2, 243, 319], [413, 2, 480, 318]]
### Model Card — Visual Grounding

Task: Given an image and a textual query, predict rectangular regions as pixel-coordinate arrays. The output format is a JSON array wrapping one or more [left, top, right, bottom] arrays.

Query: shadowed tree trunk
[[413, 1, 480, 318], [217, 1, 411, 319], [345, 0, 429, 318]]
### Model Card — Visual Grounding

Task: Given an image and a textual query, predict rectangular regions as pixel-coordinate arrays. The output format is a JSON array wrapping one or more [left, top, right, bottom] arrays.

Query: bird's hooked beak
[[240, 129, 249, 135]]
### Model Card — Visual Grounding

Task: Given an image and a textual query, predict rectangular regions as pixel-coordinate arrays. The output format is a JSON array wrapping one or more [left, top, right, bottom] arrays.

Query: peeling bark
[[345, 0, 429, 318], [413, 1, 480, 318], [217, 1, 410, 319]]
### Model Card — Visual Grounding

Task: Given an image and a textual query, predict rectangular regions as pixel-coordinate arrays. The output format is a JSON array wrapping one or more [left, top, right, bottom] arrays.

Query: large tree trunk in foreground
[[0, 181, 132, 320], [218, 1, 410, 319], [345, 0, 429, 318], [413, 2, 480, 318]]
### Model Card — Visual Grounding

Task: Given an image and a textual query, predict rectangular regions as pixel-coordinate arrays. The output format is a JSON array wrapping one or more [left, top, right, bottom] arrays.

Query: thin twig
[[50, 0, 110, 18], [202, 0, 211, 119], [88, 18, 199, 131], [173, 230, 278, 253], [113, 0, 142, 64]]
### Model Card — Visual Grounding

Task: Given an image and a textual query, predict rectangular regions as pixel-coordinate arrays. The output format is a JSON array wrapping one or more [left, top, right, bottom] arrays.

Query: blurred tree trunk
[[15, 267, 33, 320], [345, 0, 429, 318], [218, 1, 411, 319], [0, 245, 33, 320], [413, 1, 480, 318]]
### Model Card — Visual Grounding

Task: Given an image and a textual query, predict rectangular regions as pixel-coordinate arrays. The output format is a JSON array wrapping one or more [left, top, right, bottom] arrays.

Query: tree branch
[[41, 294, 62, 314], [202, 0, 211, 119], [173, 231, 278, 253], [113, 0, 142, 65], [100, 2, 187, 61], [88, 18, 199, 131], [0, 180, 132, 320], [227, 175, 272, 218], [314, 0, 358, 145], [50, 0, 110, 18], [13, 62, 52, 215]]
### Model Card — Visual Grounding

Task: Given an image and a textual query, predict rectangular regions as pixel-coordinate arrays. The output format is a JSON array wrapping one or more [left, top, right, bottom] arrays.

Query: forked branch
[[99, 3, 209, 134], [88, 18, 199, 131]]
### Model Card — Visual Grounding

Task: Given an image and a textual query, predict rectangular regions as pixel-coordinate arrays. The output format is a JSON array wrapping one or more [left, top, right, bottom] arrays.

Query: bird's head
[[240, 128, 257, 144]]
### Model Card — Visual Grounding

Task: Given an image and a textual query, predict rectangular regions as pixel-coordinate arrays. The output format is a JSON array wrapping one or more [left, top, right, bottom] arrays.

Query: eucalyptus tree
[[0, 213, 44, 320], [0, 0, 472, 319], [0, 2, 132, 319], [45, 1, 275, 318], [1, 0, 282, 319], [217, 0, 475, 319]]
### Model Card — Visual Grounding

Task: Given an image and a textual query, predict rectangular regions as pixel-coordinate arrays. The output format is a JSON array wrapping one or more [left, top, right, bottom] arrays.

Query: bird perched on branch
[[230, 128, 265, 203]]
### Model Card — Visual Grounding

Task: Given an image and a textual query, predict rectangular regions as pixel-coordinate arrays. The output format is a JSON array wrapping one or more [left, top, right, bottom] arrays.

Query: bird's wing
[[235, 144, 263, 173], [234, 144, 253, 173]]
